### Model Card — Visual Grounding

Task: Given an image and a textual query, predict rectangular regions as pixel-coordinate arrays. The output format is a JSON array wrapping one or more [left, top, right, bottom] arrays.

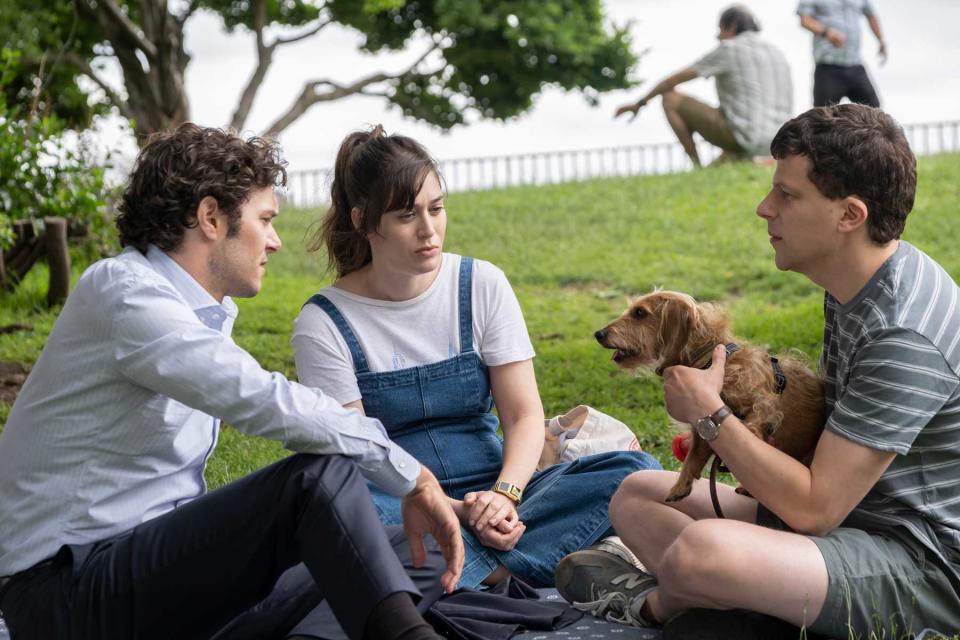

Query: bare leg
[[662, 90, 702, 167], [609, 470, 828, 628], [661, 91, 747, 169]]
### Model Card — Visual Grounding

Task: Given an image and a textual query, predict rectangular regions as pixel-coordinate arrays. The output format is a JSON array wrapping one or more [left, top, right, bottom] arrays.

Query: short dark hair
[[116, 123, 287, 253], [311, 125, 440, 278], [770, 104, 916, 244], [719, 5, 760, 34]]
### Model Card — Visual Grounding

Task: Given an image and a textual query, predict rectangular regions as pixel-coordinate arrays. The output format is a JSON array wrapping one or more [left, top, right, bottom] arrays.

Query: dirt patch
[[0, 361, 28, 406]]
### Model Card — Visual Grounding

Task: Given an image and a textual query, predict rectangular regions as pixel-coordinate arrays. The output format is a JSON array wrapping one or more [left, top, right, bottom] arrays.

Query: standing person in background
[[614, 5, 792, 168], [798, 0, 887, 108]]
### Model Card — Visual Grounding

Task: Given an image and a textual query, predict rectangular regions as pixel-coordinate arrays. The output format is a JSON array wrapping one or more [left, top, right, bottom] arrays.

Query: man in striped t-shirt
[[614, 6, 792, 168], [557, 104, 960, 638]]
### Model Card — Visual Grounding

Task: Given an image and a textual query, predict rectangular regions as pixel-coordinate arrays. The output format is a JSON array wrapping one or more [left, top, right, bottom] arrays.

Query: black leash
[[705, 344, 787, 519]]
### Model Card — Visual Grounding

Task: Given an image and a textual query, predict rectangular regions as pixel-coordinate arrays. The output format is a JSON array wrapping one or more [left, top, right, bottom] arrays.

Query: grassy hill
[[2, 154, 959, 489]]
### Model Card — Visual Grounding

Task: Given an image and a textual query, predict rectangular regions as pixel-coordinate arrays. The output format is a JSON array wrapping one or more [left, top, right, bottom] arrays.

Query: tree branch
[[263, 41, 443, 137], [274, 18, 331, 46], [229, 0, 271, 131], [177, 0, 201, 26], [62, 52, 137, 122], [97, 0, 158, 61]]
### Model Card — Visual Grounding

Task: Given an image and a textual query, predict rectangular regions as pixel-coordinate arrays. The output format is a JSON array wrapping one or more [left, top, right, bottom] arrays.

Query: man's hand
[[614, 99, 647, 121], [662, 343, 727, 425], [825, 28, 846, 48], [877, 40, 888, 65], [401, 467, 464, 593]]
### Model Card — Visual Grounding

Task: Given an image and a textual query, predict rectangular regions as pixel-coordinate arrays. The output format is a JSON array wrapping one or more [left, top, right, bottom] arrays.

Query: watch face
[[696, 416, 720, 441]]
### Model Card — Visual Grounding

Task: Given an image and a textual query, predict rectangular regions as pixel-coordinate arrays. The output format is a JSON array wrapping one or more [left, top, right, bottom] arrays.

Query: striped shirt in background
[[821, 241, 960, 584], [691, 32, 793, 157], [798, 0, 875, 67]]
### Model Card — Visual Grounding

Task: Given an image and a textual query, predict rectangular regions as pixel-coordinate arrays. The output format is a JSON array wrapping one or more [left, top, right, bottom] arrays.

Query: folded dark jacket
[[425, 577, 583, 640]]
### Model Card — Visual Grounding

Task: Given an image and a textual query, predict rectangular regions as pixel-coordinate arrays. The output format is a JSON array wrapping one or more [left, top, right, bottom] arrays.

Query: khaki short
[[757, 505, 960, 638], [670, 93, 747, 156]]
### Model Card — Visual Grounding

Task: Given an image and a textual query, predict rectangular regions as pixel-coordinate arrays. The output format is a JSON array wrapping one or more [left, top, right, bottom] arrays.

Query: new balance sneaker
[[554, 549, 658, 627]]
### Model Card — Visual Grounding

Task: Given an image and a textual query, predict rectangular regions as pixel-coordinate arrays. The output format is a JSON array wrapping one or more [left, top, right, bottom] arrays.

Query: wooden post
[[44, 217, 70, 306]]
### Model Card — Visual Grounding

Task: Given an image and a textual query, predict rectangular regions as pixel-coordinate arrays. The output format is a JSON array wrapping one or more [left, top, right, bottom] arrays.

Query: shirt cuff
[[357, 443, 421, 497]]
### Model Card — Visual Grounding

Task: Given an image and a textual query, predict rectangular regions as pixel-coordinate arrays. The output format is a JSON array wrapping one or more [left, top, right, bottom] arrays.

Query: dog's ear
[[657, 295, 698, 368]]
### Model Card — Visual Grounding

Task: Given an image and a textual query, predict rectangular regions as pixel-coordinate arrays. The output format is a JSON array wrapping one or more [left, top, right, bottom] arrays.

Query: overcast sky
[[96, 0, 960, 173]]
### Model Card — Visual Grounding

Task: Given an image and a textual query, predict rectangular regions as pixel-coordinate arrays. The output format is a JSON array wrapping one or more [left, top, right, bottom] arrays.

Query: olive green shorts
[[757, 505, 960, 638]]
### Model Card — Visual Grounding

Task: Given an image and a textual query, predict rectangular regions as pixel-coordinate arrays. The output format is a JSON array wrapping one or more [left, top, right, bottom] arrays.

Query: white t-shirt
[[292, 254, 535, 405]]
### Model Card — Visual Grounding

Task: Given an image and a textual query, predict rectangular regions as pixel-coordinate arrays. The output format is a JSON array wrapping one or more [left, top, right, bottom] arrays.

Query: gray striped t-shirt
[[821, 240, 960, 586], [691, 32, 793, 157]]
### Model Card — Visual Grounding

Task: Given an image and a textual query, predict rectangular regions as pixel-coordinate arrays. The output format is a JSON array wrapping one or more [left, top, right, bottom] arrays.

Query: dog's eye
[[633, 308, 647, 319]]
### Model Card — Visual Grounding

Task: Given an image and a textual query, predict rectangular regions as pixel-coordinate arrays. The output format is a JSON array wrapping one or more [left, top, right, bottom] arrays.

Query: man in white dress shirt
[[0, 124, 462, 640]]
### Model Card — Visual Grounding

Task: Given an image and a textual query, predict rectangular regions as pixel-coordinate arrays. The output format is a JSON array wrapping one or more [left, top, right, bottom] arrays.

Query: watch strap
[[492, 481, 523, 504], [711, 405, 733, 425]]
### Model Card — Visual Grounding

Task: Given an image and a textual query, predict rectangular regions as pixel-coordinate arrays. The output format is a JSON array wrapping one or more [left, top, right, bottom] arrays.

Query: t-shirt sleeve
[[691, 44, 730, 79], [796, 1, 815, 17], [861, 0, 875, 17], [826, 328, 960, 455], [472, 260, 535, 366], [292, 301, 363, 405]]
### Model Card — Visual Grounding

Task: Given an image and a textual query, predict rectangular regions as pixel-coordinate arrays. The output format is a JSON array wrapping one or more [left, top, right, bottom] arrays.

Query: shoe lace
[[572, 581, 653, 628], [573, 591, 628, 621]]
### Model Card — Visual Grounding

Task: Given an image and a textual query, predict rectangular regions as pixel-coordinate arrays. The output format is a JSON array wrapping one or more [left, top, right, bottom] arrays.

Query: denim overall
[[306, 257, 660, 587]]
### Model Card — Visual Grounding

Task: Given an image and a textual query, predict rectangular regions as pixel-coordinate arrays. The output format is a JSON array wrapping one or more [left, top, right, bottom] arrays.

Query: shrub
[[0, 48, 113, 258]]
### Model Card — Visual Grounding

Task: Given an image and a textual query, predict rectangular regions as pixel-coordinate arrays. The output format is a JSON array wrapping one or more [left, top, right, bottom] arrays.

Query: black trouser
[[813, 63, 880, 108], [0, 454, 444, 640]]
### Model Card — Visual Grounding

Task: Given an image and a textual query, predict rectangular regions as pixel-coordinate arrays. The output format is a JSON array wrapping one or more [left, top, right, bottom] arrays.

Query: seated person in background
[[557, 105, 960, 638], [292, 125, 662, 597], [615, 5, 792, 168], [0, 123, 461, 640]]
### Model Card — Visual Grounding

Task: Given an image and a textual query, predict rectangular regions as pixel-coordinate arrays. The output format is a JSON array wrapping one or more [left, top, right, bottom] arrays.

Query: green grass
[[3, 153, 960, 492]]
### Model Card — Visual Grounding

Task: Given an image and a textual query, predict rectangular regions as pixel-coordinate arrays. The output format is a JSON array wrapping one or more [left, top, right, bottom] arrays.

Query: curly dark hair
[[770, 104, 916, 244], [116, 123, 287, 253]]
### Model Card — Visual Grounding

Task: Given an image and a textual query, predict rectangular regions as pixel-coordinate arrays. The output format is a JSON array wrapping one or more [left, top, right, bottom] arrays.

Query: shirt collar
[[144, 245, 239, 322]]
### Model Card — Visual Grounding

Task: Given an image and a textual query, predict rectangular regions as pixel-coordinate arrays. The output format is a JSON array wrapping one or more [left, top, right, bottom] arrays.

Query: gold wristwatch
[[492, 481, 523, 504]]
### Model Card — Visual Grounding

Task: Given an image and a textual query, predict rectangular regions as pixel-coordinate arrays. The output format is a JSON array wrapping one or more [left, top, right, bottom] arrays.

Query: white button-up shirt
[[0, 246, 420, 576]]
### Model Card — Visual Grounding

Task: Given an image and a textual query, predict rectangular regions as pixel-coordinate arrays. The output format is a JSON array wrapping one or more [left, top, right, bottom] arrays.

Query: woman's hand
[[463, 490, 519, 532], [451, 495, 525, 551], [472, 518, 526, 551]]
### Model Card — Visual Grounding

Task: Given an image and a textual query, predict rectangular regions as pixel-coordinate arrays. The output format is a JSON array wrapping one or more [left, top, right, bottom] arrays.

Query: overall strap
[[304, 294, 370, 374], [458, 257, 475, 355]]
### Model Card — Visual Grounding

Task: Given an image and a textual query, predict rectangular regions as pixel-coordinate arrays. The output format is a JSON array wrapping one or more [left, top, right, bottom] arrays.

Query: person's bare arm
[[614, 68, 698, 120], [867, 14, 887, 63], [799, 13, 846, 48], [463, 359, 544, 533], [662, 345, 896, 536]]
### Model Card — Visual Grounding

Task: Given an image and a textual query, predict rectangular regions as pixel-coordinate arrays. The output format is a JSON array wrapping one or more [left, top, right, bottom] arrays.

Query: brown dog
[[595, 290, 825, 503]]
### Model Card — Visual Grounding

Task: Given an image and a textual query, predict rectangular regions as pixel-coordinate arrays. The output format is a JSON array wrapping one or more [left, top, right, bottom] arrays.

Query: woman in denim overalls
[[293, 126, 661, 589]]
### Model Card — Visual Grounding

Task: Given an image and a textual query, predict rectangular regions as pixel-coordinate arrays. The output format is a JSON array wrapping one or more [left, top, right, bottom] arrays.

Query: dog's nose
[[594, 330, 606, 343]]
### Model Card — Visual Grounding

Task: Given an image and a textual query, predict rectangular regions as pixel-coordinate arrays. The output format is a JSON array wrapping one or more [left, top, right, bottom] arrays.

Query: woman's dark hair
[[116, 123, 287, 253], [719, 5, 760, 34], [311, 125, 440, 278], [770, 104, 916, 244]]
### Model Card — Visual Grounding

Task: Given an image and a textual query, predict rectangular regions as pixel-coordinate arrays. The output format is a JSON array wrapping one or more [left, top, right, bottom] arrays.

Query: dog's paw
[[665, 485, 692, 503]]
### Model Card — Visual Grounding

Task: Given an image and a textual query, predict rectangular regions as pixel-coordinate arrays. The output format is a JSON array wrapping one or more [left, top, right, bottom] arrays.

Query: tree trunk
[[76, 0, 191, 142], [44, 217, 70, 306]]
